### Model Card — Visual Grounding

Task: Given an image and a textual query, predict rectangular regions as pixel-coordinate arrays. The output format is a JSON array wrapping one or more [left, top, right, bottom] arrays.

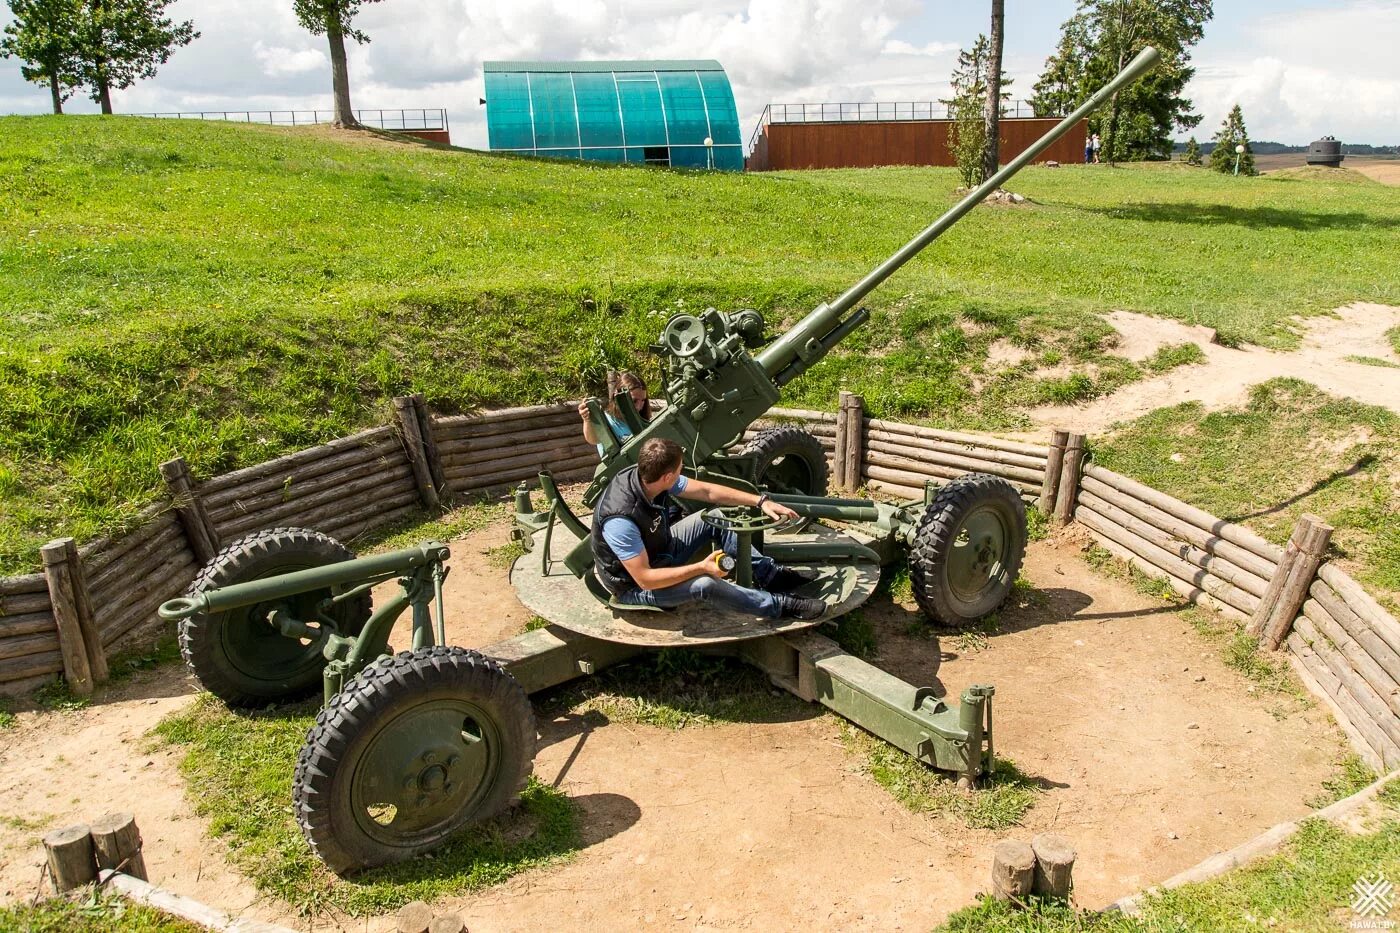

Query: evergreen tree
[[74, 0, 198, 114], [293, 0, 384, 127], [1209, 104, 1255, 175], [942, 35, 1012, 188], [1030, 0, 1212, 162], [1182, 135, 1201, 165], [1, 0, 83, 113]]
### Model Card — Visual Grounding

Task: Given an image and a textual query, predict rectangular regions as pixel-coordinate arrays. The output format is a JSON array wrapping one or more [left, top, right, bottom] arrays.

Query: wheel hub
[[353, 702, 498, 842]]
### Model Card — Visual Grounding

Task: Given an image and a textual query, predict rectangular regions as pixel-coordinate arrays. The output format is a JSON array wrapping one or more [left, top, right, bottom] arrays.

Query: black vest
[[591, 466, 673, 594]]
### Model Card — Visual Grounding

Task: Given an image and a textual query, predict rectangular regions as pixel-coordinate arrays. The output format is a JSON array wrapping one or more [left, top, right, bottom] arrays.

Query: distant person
[[1092, 133, 1102, 163], [580, 370, 650, 456], [1084, 136, 1093, 164]]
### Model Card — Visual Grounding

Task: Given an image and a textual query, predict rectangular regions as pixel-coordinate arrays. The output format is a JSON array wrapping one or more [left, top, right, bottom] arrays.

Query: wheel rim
[[762, 453, 815, 495], [218, 560, 341, 683], [218, 563, 335, 687], [946, 506, 1011, 603], [350, 697, 502, 848]]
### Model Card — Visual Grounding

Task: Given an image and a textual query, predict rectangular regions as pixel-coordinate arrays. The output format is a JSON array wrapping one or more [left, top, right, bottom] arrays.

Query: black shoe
[[768, 566, 821, 594], [777, 595, 827, 620]]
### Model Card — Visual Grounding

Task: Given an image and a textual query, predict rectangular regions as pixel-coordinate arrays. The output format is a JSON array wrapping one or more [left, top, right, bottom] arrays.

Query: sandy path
[[1030, 303, 1400, 434], [0, 523, 1346, 931]]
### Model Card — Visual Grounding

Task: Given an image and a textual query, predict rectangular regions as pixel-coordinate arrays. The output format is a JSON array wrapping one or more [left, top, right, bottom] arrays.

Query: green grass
[[1388, 325, 1400, 355], [151, 695, 580, 917], [1346, 353, 1400, 368], [1093, 379, 1400, 606], [0, 889, 203, 932], [938, 778, 1400, 932], [2, 117, 1398, 573], [842, 724, 1041, 830]]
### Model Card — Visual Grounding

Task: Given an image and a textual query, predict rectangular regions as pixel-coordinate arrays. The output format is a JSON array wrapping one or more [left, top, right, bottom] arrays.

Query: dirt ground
[[1029, 302, 1400, 434], [0, 520, 1348, 931]]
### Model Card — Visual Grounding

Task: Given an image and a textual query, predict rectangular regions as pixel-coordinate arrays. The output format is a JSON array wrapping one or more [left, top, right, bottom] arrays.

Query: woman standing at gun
[[579, 370, 651, 456]]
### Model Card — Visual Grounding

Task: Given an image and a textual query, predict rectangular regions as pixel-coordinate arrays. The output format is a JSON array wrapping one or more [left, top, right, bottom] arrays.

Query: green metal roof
[[483, 60, 724, 74]]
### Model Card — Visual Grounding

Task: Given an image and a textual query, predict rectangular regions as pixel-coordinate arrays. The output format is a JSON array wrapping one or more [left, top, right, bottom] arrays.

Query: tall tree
[[1031, 0, 1212, 162], [980, 0, 1005, 181], [1028, 14, 1089, 118], [1208, 104, 1254, 175], [293, 0, 383, 127], [75, 0, 198, 113], [942, 35, 1012, 188], [1, 0, 82, 113]]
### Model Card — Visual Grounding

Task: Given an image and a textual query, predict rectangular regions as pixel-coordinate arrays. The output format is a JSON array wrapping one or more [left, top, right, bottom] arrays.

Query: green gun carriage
[[159, 48, 1159, 875]]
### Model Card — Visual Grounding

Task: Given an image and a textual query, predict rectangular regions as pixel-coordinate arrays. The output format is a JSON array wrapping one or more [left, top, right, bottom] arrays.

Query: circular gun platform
[[510, 521, 881, 647]]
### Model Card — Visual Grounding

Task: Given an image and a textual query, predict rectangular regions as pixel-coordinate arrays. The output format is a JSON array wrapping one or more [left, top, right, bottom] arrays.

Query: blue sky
[[2, 0, 1396, 147]]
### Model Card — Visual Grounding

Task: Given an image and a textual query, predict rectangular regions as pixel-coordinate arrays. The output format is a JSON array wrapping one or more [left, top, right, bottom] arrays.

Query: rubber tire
[[909, 473, 1027, 627], [743, 425, 830, 496], [178, 526, 371, 707], [293, 646, 536, 875]]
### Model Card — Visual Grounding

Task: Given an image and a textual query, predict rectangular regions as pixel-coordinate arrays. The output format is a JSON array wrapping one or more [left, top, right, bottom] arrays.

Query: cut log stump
[[1031, 832, 1076, 899], [90, 811, 147, 881], [43, 823, 96, 893], [397, 900, 435, 933], [991, 838, 1036, 901]]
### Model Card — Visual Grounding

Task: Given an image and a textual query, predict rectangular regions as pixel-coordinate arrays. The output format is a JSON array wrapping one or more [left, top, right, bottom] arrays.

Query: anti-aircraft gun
[[159, 47, 1160, 877]]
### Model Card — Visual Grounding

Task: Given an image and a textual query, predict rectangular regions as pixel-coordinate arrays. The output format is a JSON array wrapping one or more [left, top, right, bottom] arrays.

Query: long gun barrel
[[755, 45, 1162, 387]]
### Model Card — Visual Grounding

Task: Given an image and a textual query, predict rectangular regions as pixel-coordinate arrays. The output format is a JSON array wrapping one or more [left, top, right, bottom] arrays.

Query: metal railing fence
[[130, 108, 449, 133]]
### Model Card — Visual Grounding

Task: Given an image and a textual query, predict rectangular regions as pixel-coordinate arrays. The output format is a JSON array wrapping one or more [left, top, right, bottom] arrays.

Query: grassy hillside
[[1, 116, 1399, 572]]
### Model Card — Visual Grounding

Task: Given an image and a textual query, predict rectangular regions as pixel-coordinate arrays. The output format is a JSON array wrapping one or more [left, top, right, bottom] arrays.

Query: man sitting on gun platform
[[592, 437, 827, 620]]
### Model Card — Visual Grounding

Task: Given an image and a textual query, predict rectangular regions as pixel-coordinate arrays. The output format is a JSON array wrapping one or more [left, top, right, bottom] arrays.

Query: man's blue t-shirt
[[601, 475, 689, 560]]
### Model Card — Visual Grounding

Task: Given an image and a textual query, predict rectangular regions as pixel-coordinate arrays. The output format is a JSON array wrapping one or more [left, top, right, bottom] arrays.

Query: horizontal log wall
[[0, 571, 59, 691], [434, 402, 600, 496], [2, 393, 1398, 775]]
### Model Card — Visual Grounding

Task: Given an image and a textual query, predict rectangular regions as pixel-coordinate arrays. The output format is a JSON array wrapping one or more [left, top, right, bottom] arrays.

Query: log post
[[90, 812, 147, 881], [62, 538, 108, 682], [1257, 514, 1333, 651], [159, 457, 220, 565], [43, 823, 96, 892], [1031, 832, 1076, 900], [1040, 429, 1069, 516], [991, 838, 1036, 901], [1052, 433, 1086, 526], [841, 393, 865, 492], [40, 539, 95, 696], [410, 394, 448, 502], [394, 395, 441, 510], [833, 391, 851, 490]]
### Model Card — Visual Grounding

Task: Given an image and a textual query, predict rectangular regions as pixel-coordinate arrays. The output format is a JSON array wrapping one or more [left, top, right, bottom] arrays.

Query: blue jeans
[[616, 512, 782, 618]]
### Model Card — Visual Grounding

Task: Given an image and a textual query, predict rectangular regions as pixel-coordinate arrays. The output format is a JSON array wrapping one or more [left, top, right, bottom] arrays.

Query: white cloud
[[1186, 1, 1400, 143], [1, 0, 1393, 146], [253, 42, 327, 77]]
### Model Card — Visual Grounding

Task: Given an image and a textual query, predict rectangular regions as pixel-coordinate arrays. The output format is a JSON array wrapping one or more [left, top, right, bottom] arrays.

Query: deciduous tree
[[1, 0, 82, 114], [292, 0, 383, 127], [1030, 0, 1212, 162], [74, 0, 198, 114]]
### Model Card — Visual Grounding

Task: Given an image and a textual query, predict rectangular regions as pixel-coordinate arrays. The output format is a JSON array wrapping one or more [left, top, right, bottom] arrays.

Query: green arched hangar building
[[483, 60, 744, 171]]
